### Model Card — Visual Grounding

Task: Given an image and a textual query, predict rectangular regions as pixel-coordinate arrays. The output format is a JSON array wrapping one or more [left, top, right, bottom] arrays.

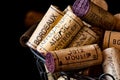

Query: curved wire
[[30, 48, 116, 80], [99, 73, 115, 80], [30, 48, 45, 63]]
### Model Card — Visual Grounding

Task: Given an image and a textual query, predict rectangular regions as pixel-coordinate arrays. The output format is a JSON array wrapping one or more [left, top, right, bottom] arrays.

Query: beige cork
[[81, 1, 117, 31], [37, 11, 84, 55], [90, 26, 105, 40], [67, 25, 99, 47], [44, 64, 61, 80], [91, 0, 108, 11], [90, 26, 105, 48], [45, 44, 103, 73], [63, 5, 73, 14], [114, 13, 120, 31], [103, 30, 120, 50], [114, 13, 120, 19], [26, 5, 64, 50], [44, 64, 55, 80], [102, 47, 120, 80]]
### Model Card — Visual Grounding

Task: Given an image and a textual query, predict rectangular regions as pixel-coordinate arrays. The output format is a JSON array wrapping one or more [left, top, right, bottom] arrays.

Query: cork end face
[[72, 0, 90, 17], [45, 52, 55, 73]]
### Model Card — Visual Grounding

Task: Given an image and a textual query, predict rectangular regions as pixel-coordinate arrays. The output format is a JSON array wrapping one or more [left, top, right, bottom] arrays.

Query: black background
[[3, 0, 120, 80]]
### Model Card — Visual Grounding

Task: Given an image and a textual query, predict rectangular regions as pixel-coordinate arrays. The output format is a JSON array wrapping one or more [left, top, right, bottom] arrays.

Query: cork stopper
[[103, 30, 120, 50], [114, 13, 120, 31], [26, 5, 64, 50], [72, 0, 117, 31], [45, 52, 55, 73], [114, 13, 120, 19], [91, 0, 108, 11], [90, 26, 105, 39], [72, 0, 90, 17], [102, 47, 120, 80], [45, 44, 103, 73], [36, 11, 84, 54]]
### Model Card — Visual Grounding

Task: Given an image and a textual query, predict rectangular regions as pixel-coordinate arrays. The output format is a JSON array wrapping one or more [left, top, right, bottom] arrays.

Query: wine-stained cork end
[[72, 0, 90, 17], [45, 52, 55, 73]]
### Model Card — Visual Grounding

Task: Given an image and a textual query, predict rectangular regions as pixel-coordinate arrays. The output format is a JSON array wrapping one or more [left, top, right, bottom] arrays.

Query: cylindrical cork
[[63, 5, 73, 14], [37, 11, 84, 56], [90, 26, 105, 40], [102, 47, 120, 80], [91, 0, 108, 11], [67, 25, 99, 47], [103, 30, 120, 50], [44, 64, 56, 80], [72, 0, 120, 31], [90, 26, 105, 48], [26, 5, 64, 50], [19, 21, 39, 47], [114, 13, 120, 19], [44, 64, 62, 80], [45, 44, 103, 73], [114, 13, 120, 31]]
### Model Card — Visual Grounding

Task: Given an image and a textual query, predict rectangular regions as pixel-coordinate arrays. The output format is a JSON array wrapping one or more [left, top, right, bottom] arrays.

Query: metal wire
[[99, 73, 115, 80]]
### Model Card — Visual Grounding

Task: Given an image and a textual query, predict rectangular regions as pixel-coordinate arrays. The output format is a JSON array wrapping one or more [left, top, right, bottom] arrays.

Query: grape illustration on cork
[[72, 0, 120, 31]]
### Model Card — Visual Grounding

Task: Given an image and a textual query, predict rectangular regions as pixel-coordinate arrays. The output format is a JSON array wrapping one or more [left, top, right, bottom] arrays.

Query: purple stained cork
[[72, 0, 90, 17], [45, 52, 55, 73]]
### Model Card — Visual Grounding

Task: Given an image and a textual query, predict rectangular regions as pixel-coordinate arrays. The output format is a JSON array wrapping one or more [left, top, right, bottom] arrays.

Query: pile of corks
[[20, 0, 120, 80]]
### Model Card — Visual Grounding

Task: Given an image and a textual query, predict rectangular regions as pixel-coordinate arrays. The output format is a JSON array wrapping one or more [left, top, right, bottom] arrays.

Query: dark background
[[4, 0, 120, 80]]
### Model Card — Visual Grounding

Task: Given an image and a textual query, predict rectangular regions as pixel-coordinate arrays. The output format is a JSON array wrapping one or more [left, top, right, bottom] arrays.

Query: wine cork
[[26, 5, 64, 50], [114, 13, 120, 31], [44, 64, 55, 80], [102, 47, 120, 80], [90, 26, 105, 48], [90, 26, 104, 40], [45, 44, 103, 73], [37, 11, 84, 56], [63, 5, 73, 14], [114, 13, 120, 19], [67, 25, 99, 47], [91, 0, 108, 11], [24, 10, 44, 29], [19, 21, 39, 47], [44, 64, 61, 80], [103, 30, 120, 50], [72, 0, 120, 31]]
